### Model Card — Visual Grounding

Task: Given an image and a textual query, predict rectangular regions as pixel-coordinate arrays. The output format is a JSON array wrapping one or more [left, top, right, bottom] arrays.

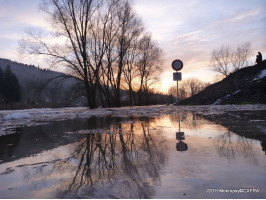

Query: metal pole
[[176, 80, 179, 102]]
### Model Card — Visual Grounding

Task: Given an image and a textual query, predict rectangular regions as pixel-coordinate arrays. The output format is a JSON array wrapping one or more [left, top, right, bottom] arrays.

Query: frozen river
[[0, 110, 265, 198]]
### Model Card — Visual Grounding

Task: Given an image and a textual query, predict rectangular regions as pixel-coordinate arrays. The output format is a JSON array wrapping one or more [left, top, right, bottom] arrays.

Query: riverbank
[[1, 104, 266, 136]]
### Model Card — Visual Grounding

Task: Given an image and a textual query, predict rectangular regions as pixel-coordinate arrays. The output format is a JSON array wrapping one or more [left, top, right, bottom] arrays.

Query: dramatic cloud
[[0, 0, 265, 93], [134, 0, 266, 92]]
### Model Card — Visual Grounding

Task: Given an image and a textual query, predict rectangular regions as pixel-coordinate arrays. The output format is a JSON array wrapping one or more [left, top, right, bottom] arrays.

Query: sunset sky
[[0, 0, 265, 93]]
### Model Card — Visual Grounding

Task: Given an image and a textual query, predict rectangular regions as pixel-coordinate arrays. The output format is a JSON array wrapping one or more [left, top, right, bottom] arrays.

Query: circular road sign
[[172, 59, 183, 71]]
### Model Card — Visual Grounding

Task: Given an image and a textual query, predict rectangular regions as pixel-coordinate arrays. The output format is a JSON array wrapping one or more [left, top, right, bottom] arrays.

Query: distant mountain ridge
[[0, 58, 171, 109], [0, 58, 86, 107], [180, 60, 266, 105]]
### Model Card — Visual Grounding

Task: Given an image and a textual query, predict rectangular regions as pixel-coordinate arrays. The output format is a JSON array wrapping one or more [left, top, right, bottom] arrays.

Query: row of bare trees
[[20, 0, 163, 108], [168, 78, 210, 100]]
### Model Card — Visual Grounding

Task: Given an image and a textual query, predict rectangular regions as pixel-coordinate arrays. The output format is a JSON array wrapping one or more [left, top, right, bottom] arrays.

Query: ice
[[1, 104, 266, 136], [3, 113, 31, 120]]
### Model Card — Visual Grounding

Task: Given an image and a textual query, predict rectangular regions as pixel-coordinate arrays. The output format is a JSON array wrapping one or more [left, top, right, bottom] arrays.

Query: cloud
[[224, 9, 261, 23], [133, 0, 266, 91], [1, 0, 266, 93]]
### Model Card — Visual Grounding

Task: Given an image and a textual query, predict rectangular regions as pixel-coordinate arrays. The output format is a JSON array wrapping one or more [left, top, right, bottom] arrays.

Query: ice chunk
[[3, 113, 31, 120]]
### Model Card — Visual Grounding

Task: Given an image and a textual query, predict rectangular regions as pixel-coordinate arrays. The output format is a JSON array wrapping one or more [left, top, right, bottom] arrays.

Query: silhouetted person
[[256, 52, 262, 64]]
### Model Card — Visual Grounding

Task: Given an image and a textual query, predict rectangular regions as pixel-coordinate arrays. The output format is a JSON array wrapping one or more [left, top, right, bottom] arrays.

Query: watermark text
[[206, 188, 260, 194]]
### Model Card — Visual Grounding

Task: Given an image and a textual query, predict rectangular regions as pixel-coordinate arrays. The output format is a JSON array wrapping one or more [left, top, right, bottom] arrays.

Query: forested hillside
[[0, 58, 171, 109], [0, 58, 86, 108]]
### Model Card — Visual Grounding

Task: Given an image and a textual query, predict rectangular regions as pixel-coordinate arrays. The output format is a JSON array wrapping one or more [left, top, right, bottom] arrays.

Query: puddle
[[0, 111, 265, 198]]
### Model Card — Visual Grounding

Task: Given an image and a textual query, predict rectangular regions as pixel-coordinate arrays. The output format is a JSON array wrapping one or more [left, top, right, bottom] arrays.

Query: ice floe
[[1, 104, 266, 136]]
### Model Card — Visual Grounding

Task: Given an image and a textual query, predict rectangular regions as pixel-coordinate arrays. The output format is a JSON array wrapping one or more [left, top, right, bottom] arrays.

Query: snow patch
[[1, 105, 266, 136], [213, 99, 222, 105], [249, 120, 265, 122], [252, 69, 266, 81], [67, 129, 116, 135], [3, 113, 31, 120], [213, 90, 241, 105]]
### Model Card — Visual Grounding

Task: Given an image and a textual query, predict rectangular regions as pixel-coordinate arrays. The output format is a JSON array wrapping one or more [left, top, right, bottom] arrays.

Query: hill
[[0, 58, 172, 109], [180, 60, 266, 105], [0, 58, 86, 107]]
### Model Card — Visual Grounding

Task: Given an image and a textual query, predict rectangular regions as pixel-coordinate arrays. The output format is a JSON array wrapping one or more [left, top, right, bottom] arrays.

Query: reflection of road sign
[[176, 141, 188, 151], [176, 132, 185, 140], [172, 60, 183, 71], [173, 72, 182, 81]]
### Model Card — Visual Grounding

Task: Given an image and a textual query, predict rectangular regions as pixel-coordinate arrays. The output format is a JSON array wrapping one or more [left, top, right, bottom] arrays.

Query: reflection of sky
[[153, 134, 266, 199], [0, 113, 265, 198], [0, 0, 266, 92]]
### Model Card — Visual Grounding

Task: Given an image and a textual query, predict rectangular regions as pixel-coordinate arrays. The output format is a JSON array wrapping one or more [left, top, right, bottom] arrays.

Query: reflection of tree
[[215, 131, 258, 164], [170, 112, 204, 130], [200, 111, 266, 157], [0, 129, 21, 160], [261, 139, 266, 155], [24, 119, 167, 198]]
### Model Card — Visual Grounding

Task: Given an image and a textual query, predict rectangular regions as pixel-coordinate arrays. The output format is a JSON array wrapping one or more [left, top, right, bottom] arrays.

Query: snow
[[213, 90, 241, 105], [249, 120, 265, 122], [252, 69, 266, 81], [1, 104, 266, 136], [213, 99, 222, 105], [232, 90, 241, 95], [3, 113, 31, 120]]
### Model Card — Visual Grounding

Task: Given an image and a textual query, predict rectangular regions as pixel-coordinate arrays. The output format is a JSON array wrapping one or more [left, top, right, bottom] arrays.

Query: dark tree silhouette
[[0, 66, 4, 101], [3, 65, 20, 103]]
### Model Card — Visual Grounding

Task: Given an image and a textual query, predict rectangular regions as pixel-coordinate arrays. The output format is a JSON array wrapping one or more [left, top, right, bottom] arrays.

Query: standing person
[[256, 52, 262, 64], [256, 55, 259, 64], [258, 52, 262, 63]]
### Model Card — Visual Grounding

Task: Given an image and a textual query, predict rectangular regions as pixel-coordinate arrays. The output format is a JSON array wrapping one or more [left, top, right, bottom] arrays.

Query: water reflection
[[261, 139, 266, 155], [215, 130, 258, 164], [200, 111, 266, 162], [176, 132, 188, 152], [169, 112, 203, 130], [22, 120, 167, 198], [1, 111, 266, 198], [175, 113, 188, 152], [0, 117, 121, 164]]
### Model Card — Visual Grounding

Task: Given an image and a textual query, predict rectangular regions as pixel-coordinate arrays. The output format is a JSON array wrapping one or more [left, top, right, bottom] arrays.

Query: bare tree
[[91, 0, 144, 107], [210, 45, 231, 77], [20, 0, 103, 108], [231, 42, 250, 72], [86, 0, 123, 107], [168, 85, 187, 100], [110, 1, 143, 107], [20, 0, 164, 108], [122, 36, 140, 106], [181, 78, 209, 97], [135, 34, 163, 106], [210, 42, 251, 77]]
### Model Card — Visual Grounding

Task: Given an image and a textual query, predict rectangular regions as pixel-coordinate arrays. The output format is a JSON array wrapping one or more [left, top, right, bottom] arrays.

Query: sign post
[[172, 60, 183, 103]]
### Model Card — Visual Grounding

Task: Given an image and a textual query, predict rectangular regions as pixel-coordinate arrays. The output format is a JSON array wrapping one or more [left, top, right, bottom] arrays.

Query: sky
[[0, 0, 266, 93]]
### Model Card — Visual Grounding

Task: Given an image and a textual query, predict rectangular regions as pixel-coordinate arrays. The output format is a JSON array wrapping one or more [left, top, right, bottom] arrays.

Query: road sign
[[173, 72, 182, 81], [172, 60, 183, 71], [176, 132, 185, 140]]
